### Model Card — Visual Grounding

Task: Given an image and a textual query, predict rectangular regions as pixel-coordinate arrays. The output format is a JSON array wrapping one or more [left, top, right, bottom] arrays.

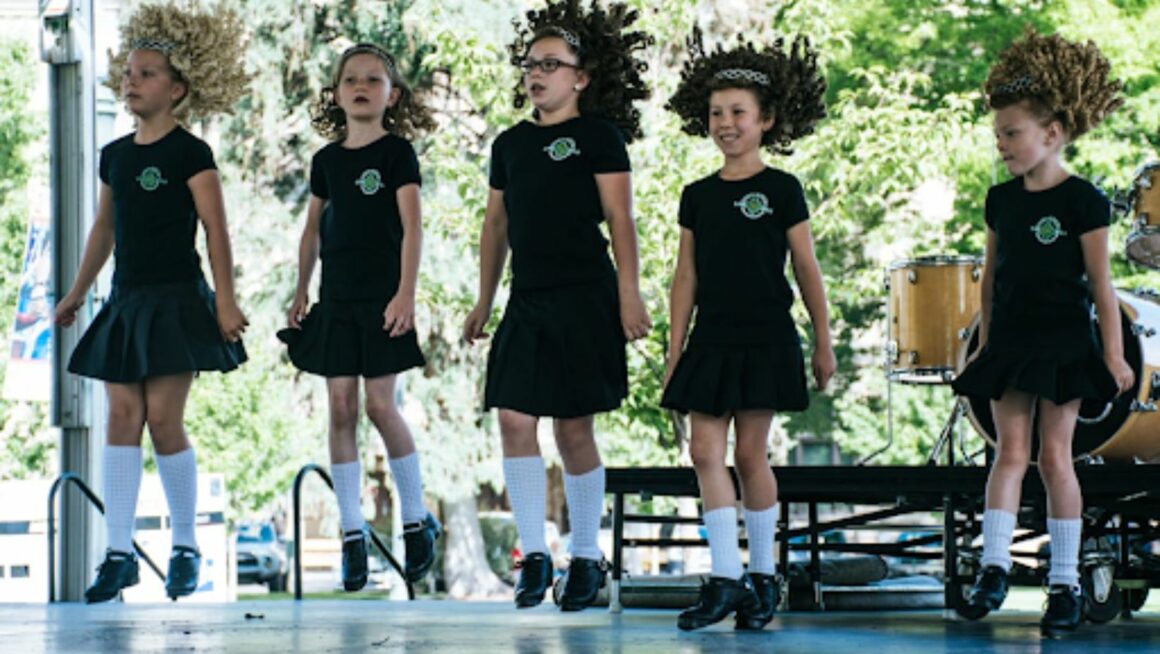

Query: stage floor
[[2, 600, 1159, 653]]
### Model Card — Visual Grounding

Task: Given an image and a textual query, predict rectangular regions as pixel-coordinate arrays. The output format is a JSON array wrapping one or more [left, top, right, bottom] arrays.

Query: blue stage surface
[[3, 600, 1158, 653]]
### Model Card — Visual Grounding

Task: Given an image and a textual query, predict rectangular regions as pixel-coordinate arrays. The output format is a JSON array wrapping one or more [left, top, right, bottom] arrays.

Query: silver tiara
[[553, 27, 581, 50], [129, 38, 176, 54], [714, 68, 770, 86], [994, 74, 1035, 96]]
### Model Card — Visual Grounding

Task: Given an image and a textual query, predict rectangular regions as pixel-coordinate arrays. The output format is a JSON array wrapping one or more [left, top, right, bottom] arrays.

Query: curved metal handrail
[[47, 472, 165, 602], [291, 463, 414, 600]]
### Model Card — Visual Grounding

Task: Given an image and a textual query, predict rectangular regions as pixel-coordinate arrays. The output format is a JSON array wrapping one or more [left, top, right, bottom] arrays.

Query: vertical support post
[[609, 491, 625, 613], [42, 0, 99, 602]]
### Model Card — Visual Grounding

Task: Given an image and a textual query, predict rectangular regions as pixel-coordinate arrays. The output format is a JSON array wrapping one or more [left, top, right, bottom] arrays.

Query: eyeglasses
[[519, 58, 579, 75]]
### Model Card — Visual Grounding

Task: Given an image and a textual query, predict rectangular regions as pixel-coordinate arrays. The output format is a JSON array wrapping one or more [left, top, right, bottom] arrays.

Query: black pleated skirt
[[277, 299, 425, 378], [484, 279, 627, 418], [952, 311, 1117, 404], [67, 278, 247, 383], [952, 345, 1117, 405], [662, 338, 809, 417]]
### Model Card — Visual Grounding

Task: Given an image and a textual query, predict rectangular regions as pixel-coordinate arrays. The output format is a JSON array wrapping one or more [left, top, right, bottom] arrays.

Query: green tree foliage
[[0, 37, 49, 480]]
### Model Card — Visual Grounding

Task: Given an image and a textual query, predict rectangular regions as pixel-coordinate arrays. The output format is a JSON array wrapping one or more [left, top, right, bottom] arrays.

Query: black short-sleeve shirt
[[489, 115, 630, 290], [679, 167, 809, 344], [99, 126, 215, 287], [985, 175, 1110, 346], [310, 134, 421, 302]]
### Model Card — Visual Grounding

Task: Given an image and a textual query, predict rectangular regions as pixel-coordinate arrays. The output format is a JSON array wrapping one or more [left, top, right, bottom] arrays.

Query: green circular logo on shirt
[[136, 166, 168, 191], [355, 169, 383, 195], [544, 137, 581, 162], [1030, 215, 1067, 245], [735, 192, 773, 220]]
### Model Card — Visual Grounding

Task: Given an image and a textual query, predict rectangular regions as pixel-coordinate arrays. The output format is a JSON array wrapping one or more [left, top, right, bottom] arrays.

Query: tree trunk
[[442, 494, 510, 599]]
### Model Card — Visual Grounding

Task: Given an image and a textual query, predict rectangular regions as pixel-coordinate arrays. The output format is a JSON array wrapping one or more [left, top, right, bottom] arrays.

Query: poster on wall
[[3, 187, 52, 402]]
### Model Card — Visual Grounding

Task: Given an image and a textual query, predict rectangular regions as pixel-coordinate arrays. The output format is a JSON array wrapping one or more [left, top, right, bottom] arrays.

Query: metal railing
[[47, 472, 165, 602], [291, 464, 414, 600]]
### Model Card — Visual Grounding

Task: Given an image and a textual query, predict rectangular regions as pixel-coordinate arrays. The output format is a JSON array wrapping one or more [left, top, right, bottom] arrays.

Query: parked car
[[236, 522, 288, 591]]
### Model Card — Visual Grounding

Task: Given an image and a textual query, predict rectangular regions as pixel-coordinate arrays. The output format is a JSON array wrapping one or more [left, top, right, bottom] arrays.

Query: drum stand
[[926, 397, 968, 465]]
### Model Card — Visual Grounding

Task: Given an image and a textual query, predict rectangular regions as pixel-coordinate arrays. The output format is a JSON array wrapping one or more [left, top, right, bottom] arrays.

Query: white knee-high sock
[[330, 460, 365, 534], [564, 466, 605, 561], [503, 456, 548, 556], [704, 507, 743, 580], [388, 453, 427, 524], [980, 509, 1016, 572], [103, 445, 143, 554], [744, 504, 778, 575], [1047, 518, 1082, 590], [156, 448, 198, 550]]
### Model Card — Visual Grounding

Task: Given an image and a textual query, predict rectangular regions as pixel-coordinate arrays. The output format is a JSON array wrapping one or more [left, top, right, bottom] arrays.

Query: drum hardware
[[1078, 402, 1114, 424], [907, 352, 918, 364], [1130, 323, 1156, 338], [1130, 400, 1157, 413], [925, 397, 970, 465]]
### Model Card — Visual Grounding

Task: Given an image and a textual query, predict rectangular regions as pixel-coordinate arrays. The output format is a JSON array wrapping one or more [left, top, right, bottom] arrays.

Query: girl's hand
[[287, 292, 309, 329], [1106, 354, 1135, 395], [54, 291, 83, 327], [463, 303, 491, 343], [620, 291, 652, 342], [812, 344, 837, 391], [383, 292, 415, 337], [216, 297, 248, 343]]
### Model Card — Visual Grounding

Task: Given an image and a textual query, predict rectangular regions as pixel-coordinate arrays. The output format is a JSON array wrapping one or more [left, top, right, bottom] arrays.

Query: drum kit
[[880, 162, 1160, 465]]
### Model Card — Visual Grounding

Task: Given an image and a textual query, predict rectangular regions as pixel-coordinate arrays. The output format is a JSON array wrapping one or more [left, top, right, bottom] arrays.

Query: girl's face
[[121, 49, 186, 119], [708, 87, 773, 159], [992, 102, 1064, 177], [522, 36, 587, 115], [335, 53, 399, 123]]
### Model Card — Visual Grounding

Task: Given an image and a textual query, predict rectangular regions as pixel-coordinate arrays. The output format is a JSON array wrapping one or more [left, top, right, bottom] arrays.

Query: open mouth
[[353, 96, 370, 104], [529, 83, 546, 95]]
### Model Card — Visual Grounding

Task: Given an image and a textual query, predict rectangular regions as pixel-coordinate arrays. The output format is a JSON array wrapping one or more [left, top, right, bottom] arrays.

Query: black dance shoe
[[963, 565, 1009, 619], [85, 549, 140, 603], [678, 575, 760, 631], [556, 557, 608, 612], [165, 545, 201, 600], [514, 552, 554, 608], [736, 572, 782, 630], [1040, 585, 1084, 637], [341, 530, 369, 591], [403, 514, 441, 582]]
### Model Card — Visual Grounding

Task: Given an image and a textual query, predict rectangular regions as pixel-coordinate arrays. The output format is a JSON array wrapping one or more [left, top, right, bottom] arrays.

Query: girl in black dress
[[663, 29, 835, 631], [279, 43, 439, 590], [53, 1, 248, 603], [462, 0, 652, 611], [951, 28, 1131, 637]]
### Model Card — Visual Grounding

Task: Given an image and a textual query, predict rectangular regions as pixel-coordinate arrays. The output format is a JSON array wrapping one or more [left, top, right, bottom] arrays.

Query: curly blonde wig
[[106, 0, 249, 122], [985, 26, 1123, 140], [310, 43, 436, 142], [666, 27, 826, 155]]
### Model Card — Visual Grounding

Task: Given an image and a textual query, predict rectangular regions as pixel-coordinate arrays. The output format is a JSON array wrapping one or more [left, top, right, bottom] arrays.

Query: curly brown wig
[[310, 42, 436, 142], [507, 0, 652, 143], [666, 27, 826, 156], [985, 26, 1123, 141], [106, 0, 249, 122]]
